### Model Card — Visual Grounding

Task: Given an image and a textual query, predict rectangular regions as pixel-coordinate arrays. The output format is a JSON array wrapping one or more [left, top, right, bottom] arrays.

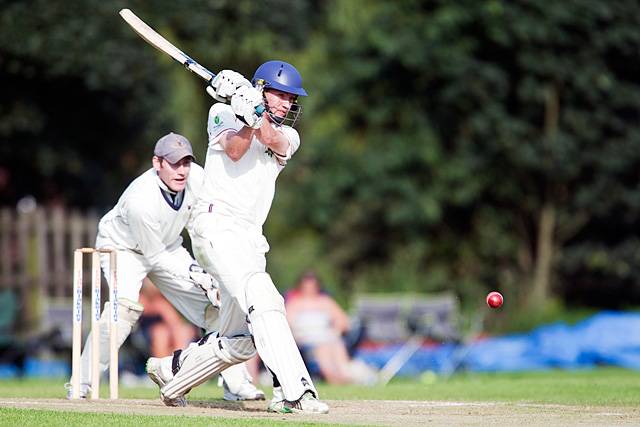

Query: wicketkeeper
[[65, 133, 264, 404]]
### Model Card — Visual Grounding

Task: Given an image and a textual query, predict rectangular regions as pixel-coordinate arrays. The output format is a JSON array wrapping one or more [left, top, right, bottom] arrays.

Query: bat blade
[[119, 9, 265, 115], [119, 8, 214, 82]]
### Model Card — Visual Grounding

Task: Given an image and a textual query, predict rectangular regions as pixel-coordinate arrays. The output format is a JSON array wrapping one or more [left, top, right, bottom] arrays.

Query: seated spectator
[[138, 278, 198, 357], [285, 271, 376, 385]]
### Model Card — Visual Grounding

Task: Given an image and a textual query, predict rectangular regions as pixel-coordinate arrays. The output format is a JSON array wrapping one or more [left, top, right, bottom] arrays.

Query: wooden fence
[[0, 206, 99, 334]]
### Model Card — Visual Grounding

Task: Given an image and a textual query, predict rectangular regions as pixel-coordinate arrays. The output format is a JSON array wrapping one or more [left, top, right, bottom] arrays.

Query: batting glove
[[188, 264, 220, 308], [206, 70, 251, 102], [231, 85, 264, 129]]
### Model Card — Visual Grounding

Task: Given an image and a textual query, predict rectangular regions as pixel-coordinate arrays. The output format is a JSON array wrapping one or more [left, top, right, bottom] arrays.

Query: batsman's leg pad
[[245, 272, 285, 317], [168, 333, 218, 370], [161, 335, 255, 399], [78, 298, 143, 384], [245, 273, 317, 401]]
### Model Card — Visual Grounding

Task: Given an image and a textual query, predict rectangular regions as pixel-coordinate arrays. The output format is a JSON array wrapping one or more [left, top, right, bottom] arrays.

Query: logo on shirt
[[212, 115, 222, 127]]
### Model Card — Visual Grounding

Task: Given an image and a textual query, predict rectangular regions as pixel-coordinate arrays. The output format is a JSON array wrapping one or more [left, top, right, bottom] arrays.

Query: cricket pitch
[[1, 397, 638, 426]]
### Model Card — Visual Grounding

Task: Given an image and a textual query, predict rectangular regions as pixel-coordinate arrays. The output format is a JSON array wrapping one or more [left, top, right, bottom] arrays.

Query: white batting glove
[[188, 264, 220, 308], [206, 70, 251, 102], [231, 85, 264, 129]]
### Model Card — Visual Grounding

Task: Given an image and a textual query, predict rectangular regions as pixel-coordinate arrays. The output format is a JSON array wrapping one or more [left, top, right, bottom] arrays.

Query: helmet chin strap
[[269, 113, 286, 125], [262, 97, 286, 125]]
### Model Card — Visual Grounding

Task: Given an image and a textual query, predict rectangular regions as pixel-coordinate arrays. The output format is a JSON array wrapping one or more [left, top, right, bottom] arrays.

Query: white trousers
[[190, 213, 268, 335], [95, 234, 212, 329], [190, 211, 316, 401]]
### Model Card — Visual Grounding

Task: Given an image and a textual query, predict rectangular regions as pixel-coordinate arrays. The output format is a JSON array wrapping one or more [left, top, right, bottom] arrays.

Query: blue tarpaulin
[[355, 311, 640, 375]]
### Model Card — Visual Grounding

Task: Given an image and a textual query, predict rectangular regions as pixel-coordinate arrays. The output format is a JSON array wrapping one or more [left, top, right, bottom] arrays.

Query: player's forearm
[[256, 120, 290, 155], [147, 250, 190, 281], [221, 127, 256, 161]]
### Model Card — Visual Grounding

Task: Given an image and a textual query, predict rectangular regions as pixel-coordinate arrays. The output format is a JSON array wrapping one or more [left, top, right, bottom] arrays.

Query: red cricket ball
[[486, 291, 503, 308]]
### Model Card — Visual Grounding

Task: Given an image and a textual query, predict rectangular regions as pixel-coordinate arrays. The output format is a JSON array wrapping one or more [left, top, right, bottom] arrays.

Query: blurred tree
[[0, 0, 319, 208], [270, 0, 640, 309], [1, 0, 168, 207], [2, 0, 640, 312]]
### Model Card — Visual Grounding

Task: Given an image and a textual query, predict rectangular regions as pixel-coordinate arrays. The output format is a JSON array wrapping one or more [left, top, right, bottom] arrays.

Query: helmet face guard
[[262, 92, 303, 127], [252, 60, 307, 127]]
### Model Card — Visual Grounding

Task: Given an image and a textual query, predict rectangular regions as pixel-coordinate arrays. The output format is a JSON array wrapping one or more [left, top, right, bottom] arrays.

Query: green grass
[[319, 368, 640, 405], [1, 368, 639, 404], [0, 408, 326, 426], [0, 368, 638, 425]]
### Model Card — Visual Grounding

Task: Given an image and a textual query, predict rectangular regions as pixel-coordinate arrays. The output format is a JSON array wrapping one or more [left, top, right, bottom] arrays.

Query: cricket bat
[[119, 8, 215, 81], [119, 8, 264, 113]]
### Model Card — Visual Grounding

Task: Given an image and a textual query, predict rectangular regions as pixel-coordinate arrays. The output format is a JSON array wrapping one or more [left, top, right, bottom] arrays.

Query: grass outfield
[[0, 368, 638, 425], [0, 368, 638, 404], [0, 409, 326, 427], [326, 368, 640, 405]]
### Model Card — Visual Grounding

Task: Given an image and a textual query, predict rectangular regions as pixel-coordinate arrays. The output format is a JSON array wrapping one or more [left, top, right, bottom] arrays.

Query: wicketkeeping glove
[[206, 70, 251, 102], [189, 264, 220, 308], [230, 85, 264, 129]]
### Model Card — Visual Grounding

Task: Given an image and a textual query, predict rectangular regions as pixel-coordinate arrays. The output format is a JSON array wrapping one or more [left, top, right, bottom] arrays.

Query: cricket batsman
[[147, 61, 329, 414]]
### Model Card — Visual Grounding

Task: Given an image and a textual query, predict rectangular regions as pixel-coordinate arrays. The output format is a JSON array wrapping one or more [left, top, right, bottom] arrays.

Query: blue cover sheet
[[355, 311, 640, 375]]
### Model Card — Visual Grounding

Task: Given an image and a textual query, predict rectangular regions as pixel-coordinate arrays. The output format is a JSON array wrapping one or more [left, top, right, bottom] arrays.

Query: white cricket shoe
[[146, 357, 187, 407], [267, 387, 329, 414], [268, 385, 285, 411], [223, 379, 266, 401], [64, 382, 90, 399]]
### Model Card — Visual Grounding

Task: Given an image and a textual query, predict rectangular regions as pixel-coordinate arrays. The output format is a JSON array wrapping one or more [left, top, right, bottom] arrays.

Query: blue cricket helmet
[[252, 60, 308, 97]]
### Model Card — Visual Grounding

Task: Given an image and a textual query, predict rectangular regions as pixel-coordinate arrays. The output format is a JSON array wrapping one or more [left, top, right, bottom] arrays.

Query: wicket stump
[[71, 247, 118, 399]]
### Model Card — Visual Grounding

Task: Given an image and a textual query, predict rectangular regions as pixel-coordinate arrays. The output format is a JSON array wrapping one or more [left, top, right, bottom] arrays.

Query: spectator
[[285, 271, 376, 385]]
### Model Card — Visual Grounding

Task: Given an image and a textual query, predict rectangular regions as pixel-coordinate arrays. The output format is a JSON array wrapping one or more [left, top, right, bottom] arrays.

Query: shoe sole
[[224, 393, 266, 401], [268, 407, 328, 414], [267, 402, 328, 414], [268, 404, 293, 414]]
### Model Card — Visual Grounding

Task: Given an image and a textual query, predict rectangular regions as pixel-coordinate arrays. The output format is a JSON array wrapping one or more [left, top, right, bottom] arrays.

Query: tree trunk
[[530, 202, 556, 304], [529, 83, 559, 306]]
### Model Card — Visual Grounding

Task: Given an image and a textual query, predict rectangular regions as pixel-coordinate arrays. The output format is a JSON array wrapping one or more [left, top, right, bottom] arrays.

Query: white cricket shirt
[[98, 164, 205, 278], [197, 103, 300, 228]]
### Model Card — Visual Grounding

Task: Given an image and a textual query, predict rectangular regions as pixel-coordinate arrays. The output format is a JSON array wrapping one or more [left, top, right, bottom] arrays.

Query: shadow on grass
[[187, 399, 266, 412]]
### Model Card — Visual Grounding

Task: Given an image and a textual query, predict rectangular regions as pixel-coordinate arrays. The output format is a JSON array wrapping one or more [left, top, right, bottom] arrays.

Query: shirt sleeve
[[185, 163, 204, 235], [272, 126, 301, 166], [126, 201, 190, 280], [187, 162, 205, 197], [207, 103, 241, 151]]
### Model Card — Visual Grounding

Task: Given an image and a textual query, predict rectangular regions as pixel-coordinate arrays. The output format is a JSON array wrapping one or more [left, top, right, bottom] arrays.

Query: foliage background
[[2, 0, 640, 329]]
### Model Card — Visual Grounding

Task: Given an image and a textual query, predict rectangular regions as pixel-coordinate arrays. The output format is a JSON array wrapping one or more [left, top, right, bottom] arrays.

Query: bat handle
[[254, 79, 266, 115], [205, 76, 265, 115]]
